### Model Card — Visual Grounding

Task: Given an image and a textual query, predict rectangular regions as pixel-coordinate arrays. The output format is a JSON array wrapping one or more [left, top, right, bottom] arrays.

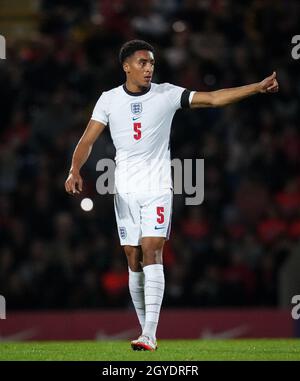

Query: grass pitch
[[0, 339, 300, 361]]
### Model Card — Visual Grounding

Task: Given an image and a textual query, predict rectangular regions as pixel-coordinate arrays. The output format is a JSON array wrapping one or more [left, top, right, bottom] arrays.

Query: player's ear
[[123, 62, 130, 74]]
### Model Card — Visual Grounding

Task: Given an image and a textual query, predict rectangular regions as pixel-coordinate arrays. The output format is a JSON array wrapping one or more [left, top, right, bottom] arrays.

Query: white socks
[[142, 264, 165, 342], [129, 264, 165, 342], [128, 268, 145, 330]]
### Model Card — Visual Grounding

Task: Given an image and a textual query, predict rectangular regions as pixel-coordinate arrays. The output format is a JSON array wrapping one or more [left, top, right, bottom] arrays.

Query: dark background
[[0, 0, 299, 311]]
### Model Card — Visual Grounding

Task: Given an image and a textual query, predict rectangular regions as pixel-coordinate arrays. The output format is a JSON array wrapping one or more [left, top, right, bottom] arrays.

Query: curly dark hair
[[119, 40, 154, 65]]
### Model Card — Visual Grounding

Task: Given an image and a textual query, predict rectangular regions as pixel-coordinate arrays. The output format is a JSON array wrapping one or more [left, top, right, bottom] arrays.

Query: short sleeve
[[163, 83, 185, 110], [91, 92, 109, 125], [163, 83, 195, 111]]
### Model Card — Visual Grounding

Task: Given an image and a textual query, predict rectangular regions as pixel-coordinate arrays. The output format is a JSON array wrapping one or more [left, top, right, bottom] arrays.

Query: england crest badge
[[119, 227, 127, 240], [131, 102, 143, 115]]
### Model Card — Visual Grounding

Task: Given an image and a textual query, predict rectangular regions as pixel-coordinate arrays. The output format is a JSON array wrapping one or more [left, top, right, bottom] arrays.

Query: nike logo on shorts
[[132, 116, 141, 121], [155, 226, 165, 230]]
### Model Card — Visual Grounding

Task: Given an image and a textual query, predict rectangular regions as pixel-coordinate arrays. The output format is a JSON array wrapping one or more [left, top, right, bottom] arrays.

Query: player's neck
[[125, 81, 150, 94]]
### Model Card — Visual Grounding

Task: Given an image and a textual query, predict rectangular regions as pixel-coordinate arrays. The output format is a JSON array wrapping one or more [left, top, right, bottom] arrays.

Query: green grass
[[0, 339, 300, 361]]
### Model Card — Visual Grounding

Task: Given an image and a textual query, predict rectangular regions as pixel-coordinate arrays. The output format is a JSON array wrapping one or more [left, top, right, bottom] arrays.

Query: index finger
[[71, 179, 79, 194]]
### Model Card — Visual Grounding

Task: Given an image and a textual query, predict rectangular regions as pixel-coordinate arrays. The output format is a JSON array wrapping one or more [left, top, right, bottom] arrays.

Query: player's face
[[124, 50, 155, 88]]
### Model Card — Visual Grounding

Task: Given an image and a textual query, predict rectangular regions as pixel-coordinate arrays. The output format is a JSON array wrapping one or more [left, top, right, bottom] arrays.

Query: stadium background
[[0, 0, 300, 340]]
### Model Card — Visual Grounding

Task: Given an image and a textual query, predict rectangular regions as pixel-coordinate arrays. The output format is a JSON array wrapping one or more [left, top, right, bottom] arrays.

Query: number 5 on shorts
[[156, 207, 164, 224]]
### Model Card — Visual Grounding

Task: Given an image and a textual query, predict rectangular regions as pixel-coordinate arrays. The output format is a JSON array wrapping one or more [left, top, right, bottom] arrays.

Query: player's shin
[[128, 268, 145, 330], [142, 264, 165, 342]]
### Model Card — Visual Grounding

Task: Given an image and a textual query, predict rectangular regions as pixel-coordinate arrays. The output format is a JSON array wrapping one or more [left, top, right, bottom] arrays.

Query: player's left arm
[[190, 71, 279, 108]]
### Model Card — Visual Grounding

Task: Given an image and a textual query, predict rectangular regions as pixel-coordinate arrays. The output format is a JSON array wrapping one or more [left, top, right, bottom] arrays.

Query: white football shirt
[[92, 83, 194, 193]]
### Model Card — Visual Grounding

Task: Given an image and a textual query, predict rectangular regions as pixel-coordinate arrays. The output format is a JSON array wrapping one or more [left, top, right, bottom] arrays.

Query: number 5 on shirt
[[133, 122, 142, 140]]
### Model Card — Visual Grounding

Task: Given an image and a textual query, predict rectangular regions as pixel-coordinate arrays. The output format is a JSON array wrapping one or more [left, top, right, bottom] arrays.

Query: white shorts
[[114, 189, 173, 246]]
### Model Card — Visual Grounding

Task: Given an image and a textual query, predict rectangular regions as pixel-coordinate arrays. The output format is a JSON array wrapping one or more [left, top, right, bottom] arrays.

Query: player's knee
[[142, 237, 164, 265], [143, 247, 163, 265], [124, 246, 142, 271]]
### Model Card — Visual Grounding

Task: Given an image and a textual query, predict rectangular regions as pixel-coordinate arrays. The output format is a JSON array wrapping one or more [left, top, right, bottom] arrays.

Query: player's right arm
[[65, 119, 106, 195]]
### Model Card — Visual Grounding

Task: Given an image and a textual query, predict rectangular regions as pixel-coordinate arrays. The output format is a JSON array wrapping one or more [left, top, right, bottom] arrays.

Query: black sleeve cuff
[[180, 89, 191, 109]]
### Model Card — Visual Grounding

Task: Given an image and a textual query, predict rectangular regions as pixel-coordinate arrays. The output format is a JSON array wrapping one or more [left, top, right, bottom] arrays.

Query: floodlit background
[[0, 0, 300, 339]]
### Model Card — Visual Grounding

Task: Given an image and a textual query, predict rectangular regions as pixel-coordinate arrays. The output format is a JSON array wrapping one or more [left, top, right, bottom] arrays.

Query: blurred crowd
[[0, 0, 300, 310]]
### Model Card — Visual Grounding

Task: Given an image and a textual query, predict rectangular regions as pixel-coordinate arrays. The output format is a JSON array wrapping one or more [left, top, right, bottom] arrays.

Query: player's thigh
[[114, 193, 141, 246]]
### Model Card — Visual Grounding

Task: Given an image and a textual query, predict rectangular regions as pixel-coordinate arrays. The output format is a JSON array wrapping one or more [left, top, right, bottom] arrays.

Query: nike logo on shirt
[[132, 116, 141, 121]]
